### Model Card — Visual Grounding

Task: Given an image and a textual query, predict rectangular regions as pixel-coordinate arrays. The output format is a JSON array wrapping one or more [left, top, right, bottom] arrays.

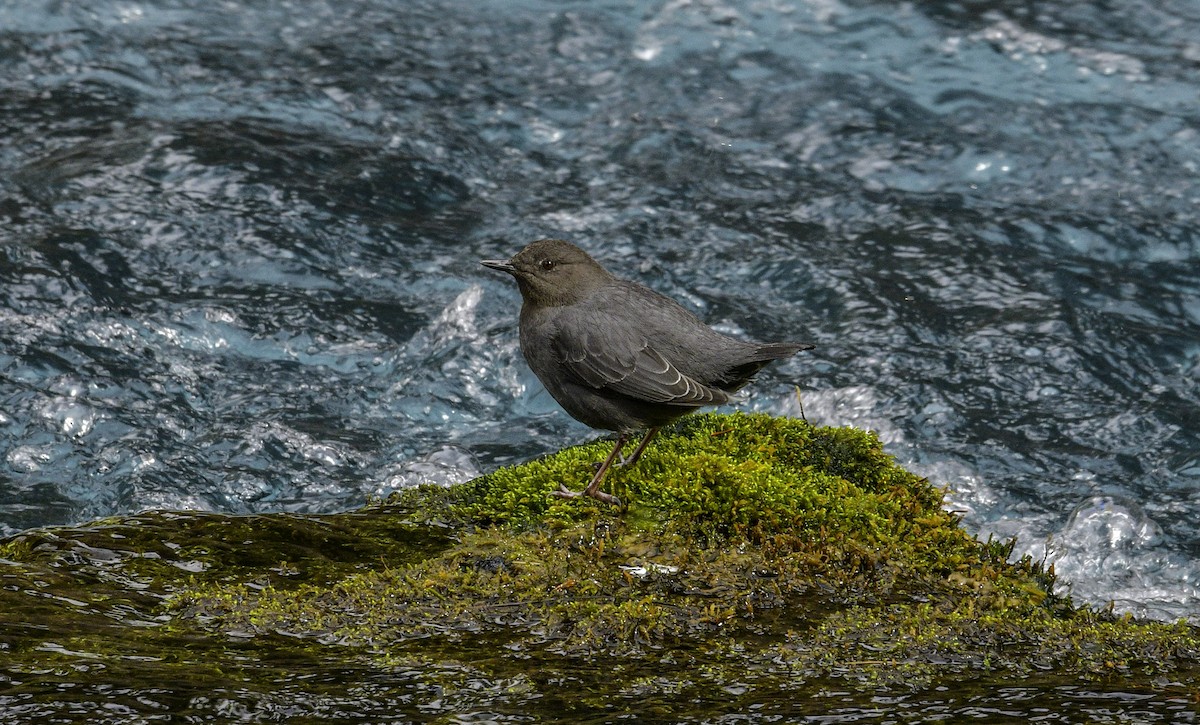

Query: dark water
[[1, 0, 1197, 652]]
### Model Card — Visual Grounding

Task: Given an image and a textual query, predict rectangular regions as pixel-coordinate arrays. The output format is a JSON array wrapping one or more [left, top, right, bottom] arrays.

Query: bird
[[481, 239, 812, 506]]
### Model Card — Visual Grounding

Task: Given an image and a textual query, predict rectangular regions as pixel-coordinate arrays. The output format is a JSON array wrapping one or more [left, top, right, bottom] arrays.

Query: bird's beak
[[480, 258, 517, 275]]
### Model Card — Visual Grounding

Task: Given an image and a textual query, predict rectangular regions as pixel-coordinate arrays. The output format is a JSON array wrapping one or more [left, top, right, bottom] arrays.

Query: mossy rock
[[2, 413, 1197, 719]]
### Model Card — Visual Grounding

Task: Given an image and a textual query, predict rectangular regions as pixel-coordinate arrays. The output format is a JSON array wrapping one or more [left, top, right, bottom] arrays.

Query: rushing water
[[1, 0, 1197, 640]]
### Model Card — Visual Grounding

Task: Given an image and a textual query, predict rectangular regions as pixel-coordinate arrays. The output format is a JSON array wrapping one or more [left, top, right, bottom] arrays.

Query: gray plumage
[[481, 238, 812, 505]]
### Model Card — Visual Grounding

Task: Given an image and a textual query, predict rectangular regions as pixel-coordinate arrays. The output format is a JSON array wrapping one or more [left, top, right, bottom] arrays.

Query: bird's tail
[[753, 341, 815, 361], [719, 341, 814, 393]]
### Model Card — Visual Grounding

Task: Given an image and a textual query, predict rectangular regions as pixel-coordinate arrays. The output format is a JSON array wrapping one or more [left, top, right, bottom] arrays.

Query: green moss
[[165, 413, 1197, 683], [2, 412, 1197, 717]]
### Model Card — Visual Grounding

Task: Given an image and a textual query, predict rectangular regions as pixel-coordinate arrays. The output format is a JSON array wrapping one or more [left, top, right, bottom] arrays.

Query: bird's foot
[[552, 483, 622, 507]]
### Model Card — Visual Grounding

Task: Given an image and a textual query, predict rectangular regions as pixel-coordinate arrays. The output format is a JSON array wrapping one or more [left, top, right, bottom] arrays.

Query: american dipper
[[481, 239, 812, 506]]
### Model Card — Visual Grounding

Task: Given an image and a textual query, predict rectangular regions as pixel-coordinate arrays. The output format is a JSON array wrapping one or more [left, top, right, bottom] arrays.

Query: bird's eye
[[539, 259, 556, 271]]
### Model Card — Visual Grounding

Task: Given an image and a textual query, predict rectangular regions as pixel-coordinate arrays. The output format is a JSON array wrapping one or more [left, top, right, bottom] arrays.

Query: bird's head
[[481, 239, 614, 308]]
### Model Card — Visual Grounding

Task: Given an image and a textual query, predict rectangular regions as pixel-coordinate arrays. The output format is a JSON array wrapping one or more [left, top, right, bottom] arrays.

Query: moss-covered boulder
[[2, 413, 1197, 720]]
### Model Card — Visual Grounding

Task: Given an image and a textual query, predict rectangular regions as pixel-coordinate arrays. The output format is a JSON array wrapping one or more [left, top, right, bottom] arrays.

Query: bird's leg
[[617, 427, 659, 468], [554, 434, 628, 506], [591, 427, 660, 471]]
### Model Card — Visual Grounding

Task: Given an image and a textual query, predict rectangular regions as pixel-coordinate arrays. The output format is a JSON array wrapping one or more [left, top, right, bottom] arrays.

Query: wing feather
[[552, 323, 730, 407]]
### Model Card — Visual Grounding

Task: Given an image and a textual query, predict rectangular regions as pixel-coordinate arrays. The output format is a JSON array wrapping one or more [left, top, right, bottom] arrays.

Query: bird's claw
[[552, 483, 581, 499], [592, 491, 623, 507]]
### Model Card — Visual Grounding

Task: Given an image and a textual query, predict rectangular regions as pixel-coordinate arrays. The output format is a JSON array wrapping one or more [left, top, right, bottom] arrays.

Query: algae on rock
[[170, 413, 1199, 685], [2, 412, 1197, 719]]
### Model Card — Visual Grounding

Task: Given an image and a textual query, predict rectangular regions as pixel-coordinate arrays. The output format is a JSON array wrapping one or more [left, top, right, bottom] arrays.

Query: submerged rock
[[2, 413, 1197, 719]]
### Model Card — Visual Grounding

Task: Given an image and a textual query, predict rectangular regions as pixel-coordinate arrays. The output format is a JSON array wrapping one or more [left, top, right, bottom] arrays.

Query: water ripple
[[1, 0, 1198, 627]]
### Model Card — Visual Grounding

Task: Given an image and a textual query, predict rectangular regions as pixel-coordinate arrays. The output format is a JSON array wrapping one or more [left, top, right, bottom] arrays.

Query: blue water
[[1, 0, 1197, 635]]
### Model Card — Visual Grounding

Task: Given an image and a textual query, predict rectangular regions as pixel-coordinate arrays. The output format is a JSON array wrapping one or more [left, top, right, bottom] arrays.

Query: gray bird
[[481, 239, 812, 506]]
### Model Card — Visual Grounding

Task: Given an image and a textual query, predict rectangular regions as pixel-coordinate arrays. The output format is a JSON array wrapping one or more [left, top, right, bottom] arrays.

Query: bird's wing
[[551, 322, 731, 407]]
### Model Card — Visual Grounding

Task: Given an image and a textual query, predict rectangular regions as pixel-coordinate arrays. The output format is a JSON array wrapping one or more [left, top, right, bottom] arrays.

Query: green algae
[[2, 413, 1198, 719]]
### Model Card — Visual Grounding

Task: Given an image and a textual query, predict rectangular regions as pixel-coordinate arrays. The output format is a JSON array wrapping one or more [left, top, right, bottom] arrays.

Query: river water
[[1, 0, 1197, 638]]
